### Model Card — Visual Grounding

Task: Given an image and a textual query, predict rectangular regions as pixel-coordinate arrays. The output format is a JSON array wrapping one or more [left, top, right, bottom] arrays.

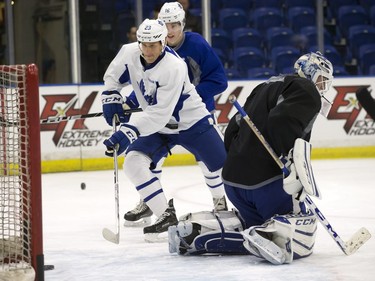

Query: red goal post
[[0, 64, 44, 281]]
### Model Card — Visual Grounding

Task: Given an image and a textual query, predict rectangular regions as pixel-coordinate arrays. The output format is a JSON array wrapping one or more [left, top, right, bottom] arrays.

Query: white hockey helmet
[[136, 19, 168, 49], [294, 51, 334, 95], [158, 2, 186, 29]]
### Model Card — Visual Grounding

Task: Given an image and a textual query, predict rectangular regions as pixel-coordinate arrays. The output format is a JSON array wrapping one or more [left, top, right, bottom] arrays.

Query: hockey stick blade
[[343, 227, 371, 255], [102, 227, 119, 244]]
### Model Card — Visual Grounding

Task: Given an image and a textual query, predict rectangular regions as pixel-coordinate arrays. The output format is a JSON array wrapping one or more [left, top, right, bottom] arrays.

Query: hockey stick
[[229, 94, 371, 255], [102, 116, 120, 244], [40, 108, 142, 124]]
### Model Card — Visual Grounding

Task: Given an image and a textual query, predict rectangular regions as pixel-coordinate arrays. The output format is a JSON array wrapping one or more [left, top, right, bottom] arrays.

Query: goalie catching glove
[[103, 124, 139, 156]]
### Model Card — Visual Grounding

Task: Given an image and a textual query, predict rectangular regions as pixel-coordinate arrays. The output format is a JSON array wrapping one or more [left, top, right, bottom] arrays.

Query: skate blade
[[144, 232, 168, 243], [123, 216, 152, 227]]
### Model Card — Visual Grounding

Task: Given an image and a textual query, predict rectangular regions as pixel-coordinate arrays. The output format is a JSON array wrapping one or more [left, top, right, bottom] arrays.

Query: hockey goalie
[[169, 51, 335, 264], [168, 139, 319, 265]]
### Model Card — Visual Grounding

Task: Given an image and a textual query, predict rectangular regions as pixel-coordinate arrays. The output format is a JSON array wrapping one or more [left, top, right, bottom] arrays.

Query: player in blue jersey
[[123, 2, 229, 227], [101, 19, 227, 242]]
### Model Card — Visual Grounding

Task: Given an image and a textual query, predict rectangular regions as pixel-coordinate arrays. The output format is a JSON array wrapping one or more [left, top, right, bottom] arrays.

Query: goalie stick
[[229, 94, 371, 256], [40, 108, 142, 124], [102, 116, 120, 244]]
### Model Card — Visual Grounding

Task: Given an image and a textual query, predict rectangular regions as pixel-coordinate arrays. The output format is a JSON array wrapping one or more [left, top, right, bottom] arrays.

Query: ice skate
[[213, 195, 228, 211], [144, 199, 178, 242], [124, 200, 153, 227]]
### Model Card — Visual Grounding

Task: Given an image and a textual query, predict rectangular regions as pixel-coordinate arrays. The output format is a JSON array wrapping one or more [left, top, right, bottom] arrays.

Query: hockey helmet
[[158, 2, 186, 29], [136, 19, 168, 50], [294, 51, 334, 95]]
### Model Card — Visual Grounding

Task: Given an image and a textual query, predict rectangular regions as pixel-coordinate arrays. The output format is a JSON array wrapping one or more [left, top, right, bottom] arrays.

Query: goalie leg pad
[[241, 212, 317, 264], [242, 217, 294, 265], [168, 210, 248, 255]]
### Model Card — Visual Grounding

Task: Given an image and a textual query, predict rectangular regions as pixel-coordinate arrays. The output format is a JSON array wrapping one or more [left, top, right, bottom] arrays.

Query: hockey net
[[0, 65, 44, 281]]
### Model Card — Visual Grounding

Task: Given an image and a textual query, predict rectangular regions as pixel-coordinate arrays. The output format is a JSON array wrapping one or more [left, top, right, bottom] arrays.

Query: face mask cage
[[314, 73, 333, 95]]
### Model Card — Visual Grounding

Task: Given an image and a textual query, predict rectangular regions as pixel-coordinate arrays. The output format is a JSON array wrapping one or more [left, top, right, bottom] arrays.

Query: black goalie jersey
[[222, 75, 322, 189]]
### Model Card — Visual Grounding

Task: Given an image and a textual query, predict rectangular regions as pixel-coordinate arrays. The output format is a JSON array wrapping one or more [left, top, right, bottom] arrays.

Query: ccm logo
[[296, 218, 316, 225]]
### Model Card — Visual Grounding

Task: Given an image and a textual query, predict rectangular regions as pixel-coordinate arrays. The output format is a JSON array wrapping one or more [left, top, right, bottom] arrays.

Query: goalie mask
[[158, 2, 186, 29], [136, 19, 168, 51], [294, 51, 334, 96]]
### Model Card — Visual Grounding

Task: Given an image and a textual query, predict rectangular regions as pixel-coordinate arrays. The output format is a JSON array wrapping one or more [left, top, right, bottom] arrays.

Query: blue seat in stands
[[211, 28, 232, 59], [219, 8, 248, 33], [358, 43, 375, 74], [225, 67, 242, 79], [348, 25, 375, 58], [332, 66, 349, 76], [271, 46, 300, 73], [266, 26, 294, 50], [232, 27, 263, 49], [299, 26, 333, 47], [287, 6, 316, 32], [252, 7, 284, 33], [327, 0, 358, 19], [233, 47, 267, 76], [337, 5, 368, 38]]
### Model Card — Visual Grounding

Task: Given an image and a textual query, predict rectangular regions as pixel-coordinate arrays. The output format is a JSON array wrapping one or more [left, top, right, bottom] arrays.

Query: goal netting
[[0, 65, 44, 281]]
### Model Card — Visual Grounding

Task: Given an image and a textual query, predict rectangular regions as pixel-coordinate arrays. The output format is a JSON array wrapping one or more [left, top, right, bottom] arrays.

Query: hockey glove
[[103, 124, 139, 156], [102, 90, 128, 126]]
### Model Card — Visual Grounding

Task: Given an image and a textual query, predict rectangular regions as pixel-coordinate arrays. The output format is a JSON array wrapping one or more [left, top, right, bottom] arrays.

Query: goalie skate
[[213, 195, 228, 211], [124, 200, 153, 227], [144, 199, 178, 243]]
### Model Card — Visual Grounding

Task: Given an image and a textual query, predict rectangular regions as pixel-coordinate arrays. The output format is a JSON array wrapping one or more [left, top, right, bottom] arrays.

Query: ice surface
[[42, 159, 375, 281]]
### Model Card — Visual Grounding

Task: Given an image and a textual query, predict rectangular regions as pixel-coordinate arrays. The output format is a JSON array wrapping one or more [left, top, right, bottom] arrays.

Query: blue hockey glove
[[103, 124, 139, 156], [101, 90, 127, 126]]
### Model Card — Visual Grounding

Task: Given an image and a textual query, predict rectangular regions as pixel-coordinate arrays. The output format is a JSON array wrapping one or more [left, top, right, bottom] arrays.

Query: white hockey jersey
[[103, 42, 210, 136]]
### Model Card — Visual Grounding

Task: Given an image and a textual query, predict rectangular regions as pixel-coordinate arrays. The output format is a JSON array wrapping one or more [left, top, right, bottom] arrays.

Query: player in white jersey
[[123, 2, 229, 226], [101, 19, 227, 242]]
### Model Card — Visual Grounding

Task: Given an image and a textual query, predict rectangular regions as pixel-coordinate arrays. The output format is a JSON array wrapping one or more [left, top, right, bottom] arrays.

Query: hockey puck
[[44, 264, 55, 271], [81, 182, 86, 190]]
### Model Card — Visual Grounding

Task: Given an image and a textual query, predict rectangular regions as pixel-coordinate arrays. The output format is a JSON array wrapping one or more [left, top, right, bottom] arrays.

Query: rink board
[[39, 77, 375, 173]]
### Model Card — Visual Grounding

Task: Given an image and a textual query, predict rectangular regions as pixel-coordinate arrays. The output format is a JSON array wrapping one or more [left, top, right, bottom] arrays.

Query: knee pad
[[123, 151, 153, 185], [242, 212, 317, 265], [168, 210, 248, 255]]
